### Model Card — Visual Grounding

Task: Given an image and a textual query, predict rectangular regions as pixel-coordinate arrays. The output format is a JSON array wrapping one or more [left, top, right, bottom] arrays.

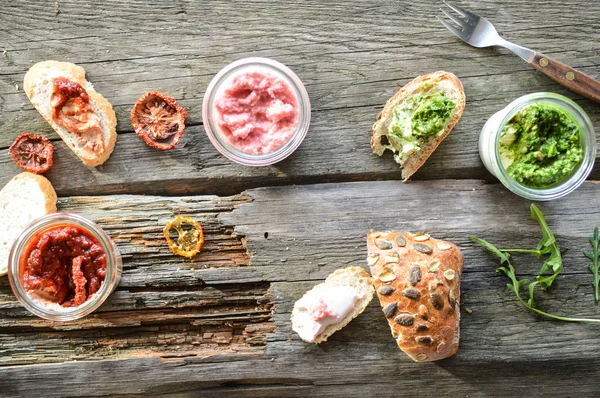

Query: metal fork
[[438, 2, 600, 103]]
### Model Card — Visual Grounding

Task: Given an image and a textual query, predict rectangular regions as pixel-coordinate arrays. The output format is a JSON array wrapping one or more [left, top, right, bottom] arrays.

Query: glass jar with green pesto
[[479, 92, 596, 200]]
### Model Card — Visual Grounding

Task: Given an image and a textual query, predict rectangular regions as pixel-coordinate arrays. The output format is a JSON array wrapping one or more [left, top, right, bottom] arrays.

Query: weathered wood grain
[[2, 0, 600, 396], [3, 180, 600, 396], [0, 0, 599, 195], [0, 193, 276, 366]]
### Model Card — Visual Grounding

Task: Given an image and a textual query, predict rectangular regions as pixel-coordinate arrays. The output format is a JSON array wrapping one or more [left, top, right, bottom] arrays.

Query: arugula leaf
[[529, 204, 563, 290], [472, 205, 600, 323], [492, 258, 600, 323], [469, 236, 510, 263], [529, 204, 556, 252], [585, 227, 600, 302]]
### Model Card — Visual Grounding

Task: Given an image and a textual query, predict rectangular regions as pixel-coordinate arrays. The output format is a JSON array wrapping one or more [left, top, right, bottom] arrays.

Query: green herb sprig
[[585, 227, 600, 302], [470, 204, 600, 323]]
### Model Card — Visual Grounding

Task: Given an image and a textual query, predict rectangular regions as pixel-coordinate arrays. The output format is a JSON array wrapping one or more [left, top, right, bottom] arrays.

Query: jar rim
[[8, 212, 122, 321], [491, 92, 596, 201], [202, 57, 311, 166]]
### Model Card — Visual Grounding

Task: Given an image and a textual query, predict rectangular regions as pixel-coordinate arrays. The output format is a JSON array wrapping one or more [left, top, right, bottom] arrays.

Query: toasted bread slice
[[291, 266, 374, 344], [371, 71, 465, 180], [367, 231, 464, 362], [0, 173, 57, 276], [24, 60, 117, 167]]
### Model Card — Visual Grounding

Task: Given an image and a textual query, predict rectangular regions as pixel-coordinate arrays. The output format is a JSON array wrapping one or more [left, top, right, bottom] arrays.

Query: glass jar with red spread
[[8, 213, 122, 321]]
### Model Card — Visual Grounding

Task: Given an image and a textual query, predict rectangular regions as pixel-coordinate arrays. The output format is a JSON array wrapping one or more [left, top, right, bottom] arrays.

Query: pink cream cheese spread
[[292, 286, 358, 342], [214, 71, 299, 155]]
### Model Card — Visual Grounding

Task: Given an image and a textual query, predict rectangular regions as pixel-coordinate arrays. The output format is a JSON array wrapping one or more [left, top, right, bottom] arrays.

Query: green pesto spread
[[387, 92, 456, 163], [499, 103, 583, 188]]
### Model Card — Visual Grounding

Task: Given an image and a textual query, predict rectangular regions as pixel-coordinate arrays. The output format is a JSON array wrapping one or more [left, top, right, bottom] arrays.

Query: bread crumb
[[15, 84, 18, 91], [465, 307, 473, 314]]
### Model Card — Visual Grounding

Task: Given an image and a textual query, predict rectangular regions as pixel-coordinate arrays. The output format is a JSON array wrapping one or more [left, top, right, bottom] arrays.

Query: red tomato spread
[[215, 71, 299, 155], [21, 225, 107, 307], [50, 77, 104, 154]]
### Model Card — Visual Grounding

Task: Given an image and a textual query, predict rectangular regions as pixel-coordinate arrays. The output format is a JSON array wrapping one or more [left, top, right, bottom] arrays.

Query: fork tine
[[436, 16, 464, 38], [440, 9, 467, 28], [443, 1, 477, 21]]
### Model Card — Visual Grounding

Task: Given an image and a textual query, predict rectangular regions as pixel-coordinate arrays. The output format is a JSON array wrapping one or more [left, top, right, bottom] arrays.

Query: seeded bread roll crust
[[371, 71, 465, 181], [367, 231, 464, 362]]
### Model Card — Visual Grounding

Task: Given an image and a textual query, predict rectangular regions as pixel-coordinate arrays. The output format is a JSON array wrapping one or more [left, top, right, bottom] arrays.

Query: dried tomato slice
[[163, 216, 204, 258], [9, 132, 54, 174], [131, 91, 188, 150]]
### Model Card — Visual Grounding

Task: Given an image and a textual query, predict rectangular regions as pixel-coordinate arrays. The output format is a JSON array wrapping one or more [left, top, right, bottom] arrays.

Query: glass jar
[[202, 57, 311, 166], [8, 212, 122, 321], [479, 92, 596, 201]]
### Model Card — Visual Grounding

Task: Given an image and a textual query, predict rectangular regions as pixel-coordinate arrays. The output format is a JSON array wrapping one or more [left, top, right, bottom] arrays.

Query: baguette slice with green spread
[[371, 71, 465, 180]]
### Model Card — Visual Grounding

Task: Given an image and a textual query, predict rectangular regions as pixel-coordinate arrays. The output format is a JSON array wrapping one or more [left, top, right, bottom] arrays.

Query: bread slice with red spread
[[24, 61, 117, 167], [291, 266, 374, 344], [0, 173, 57, 276], [367, 231, 464, 362]]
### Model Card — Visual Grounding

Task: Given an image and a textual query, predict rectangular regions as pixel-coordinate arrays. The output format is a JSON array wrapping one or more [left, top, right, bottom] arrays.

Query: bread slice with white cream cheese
[[371, 71, 465, 180], [24, 61, 117, 167], [291, 266, 374, 344], [0, 173, 57, 276]]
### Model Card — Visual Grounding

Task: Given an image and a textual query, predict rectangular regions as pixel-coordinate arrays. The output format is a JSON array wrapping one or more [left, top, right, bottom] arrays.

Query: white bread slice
[[291, 266, 374, 344], [0, 173, 57, 276], [24, 61, 117, 167], [371, 71, 465, 181]]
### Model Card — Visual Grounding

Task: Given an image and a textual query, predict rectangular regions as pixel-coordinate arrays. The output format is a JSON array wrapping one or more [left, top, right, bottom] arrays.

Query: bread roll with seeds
[[367, 231, 464, 362], [291, 266, 374, 344], [371, 71, 465, 181]]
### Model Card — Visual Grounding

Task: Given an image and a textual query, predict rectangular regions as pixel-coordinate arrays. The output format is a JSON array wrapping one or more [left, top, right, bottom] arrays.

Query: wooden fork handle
[[529, 52, 600, 103]]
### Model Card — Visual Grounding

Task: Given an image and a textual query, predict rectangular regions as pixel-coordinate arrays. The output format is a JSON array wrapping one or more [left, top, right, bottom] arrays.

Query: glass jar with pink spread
[[203, 57, 311, 166]]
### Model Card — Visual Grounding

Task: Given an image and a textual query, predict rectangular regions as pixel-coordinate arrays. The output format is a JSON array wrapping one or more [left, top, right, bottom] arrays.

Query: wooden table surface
[[1, 1, 600, 396]]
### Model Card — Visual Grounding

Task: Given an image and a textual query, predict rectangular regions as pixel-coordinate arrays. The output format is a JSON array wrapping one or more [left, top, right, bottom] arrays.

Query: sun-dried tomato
[[130, 91, 187, 150], [163, 216, 204, 258], [9, 132, 54, 174]]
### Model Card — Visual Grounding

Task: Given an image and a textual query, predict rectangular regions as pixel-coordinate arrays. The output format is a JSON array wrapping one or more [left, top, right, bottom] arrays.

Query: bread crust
[[367, 231, 464, 362], [23, 61, 117, 167], [291, 266, 374, 344], [371, 71, 465, 181], [0, 172, 57, 276]]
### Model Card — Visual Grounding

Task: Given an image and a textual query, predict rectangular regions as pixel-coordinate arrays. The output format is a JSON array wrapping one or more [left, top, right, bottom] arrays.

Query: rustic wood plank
[[2, 0, 600, 395], [0, 193, 275, 366], [1, 0, 599, 195], [5, 352, 600, 397], [3, 180, 600, 395]]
